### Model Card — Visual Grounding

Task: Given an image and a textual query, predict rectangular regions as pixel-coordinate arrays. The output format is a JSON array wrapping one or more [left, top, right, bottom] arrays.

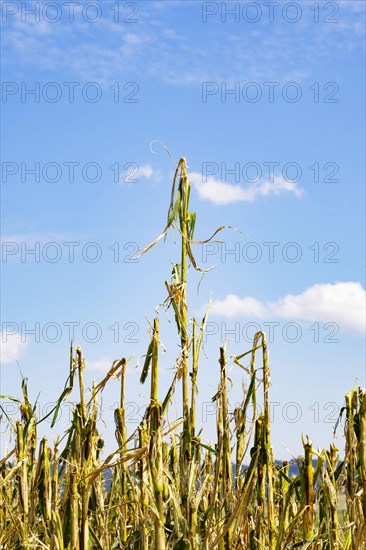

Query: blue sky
[[1, 0, 365, 459]]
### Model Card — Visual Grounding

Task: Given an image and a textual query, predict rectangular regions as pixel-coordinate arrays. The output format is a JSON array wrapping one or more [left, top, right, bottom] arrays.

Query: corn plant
[[0, 155, 365, 549]]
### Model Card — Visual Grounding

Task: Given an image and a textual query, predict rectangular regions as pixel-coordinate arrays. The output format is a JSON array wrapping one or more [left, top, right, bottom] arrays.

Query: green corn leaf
[[140, 339, 153, 385]]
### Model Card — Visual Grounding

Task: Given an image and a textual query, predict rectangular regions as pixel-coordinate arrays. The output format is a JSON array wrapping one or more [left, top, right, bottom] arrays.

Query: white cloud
[[207, 282, 366, 334], [124, 33, 144, 45], [121, 163, 163, 185], [119, 163, 155, 185], [0, 232, 72, 263], [338, 1, 366, 13], [0, 334, 28, 364], [255, 176, 304, 198], [86, 357, 138, 378], [3, 2, 362, 87], [189, 172, 304, 205], [1, 231, 68, 244], [86, 356, 113, 373], [119, 165, 304, 203], [138, 164, 154, 179]]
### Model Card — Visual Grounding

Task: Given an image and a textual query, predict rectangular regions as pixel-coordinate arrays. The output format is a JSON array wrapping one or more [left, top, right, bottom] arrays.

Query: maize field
[[1, 158, 365, 549]]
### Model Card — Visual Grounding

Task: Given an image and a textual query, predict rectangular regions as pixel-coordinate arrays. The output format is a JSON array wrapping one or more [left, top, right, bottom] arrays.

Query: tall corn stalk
[[1, 153, 365, 550], [302, 436, 314, 541], [147, 318, 166, 549]]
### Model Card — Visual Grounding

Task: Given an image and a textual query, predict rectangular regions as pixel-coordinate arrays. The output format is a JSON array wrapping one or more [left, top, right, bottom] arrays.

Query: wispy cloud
[[189, 172, 304, 205], [138, 164, 154, 179], [86, 356, 138, 377], [206, 282, 366, 334], [120, 163, 164, 185], [2, 2, 364, 85], [129, 165, 303, 204], [86, 356, 113, 374], [1, 231, 69, 244], [0, 334, 28, 364], [0, 232, 72, 262]]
